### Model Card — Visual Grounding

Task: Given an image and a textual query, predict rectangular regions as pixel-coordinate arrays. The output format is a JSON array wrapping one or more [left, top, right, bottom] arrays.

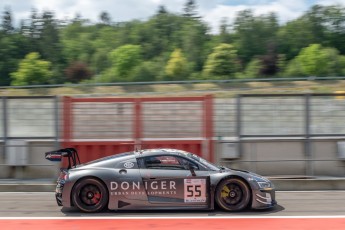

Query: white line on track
[[276, 191, 345, 193], [1, 191, 345, 194], [0, 216, 345, 220], [0, 192, 54, 194]]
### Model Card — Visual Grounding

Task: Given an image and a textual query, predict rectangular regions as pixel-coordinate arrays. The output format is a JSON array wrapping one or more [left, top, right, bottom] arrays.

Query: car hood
[[221, 167, 271, 182]]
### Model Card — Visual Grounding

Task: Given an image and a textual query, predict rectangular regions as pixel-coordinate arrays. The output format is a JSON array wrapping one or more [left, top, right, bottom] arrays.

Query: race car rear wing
[[45, 148, 81, 169]]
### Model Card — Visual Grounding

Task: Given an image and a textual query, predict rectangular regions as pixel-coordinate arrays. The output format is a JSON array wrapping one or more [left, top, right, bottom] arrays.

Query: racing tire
[[72, 178, 108, 213], [215, 178, 251, 211]]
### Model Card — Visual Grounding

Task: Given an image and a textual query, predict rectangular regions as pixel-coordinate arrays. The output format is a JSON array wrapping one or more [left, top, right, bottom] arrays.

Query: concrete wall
[[312, 139, 345, 176], [0, 141, 60, 179], [219, 138, 345, 177]]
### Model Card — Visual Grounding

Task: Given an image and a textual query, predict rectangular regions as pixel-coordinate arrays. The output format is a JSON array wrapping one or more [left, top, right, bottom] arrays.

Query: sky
[[1, 0, 344, 33]]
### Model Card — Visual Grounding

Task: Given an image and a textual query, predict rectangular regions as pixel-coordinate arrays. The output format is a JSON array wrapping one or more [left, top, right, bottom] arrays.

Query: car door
[[108, 155, 149, 205], [138, 155, 210, 207]]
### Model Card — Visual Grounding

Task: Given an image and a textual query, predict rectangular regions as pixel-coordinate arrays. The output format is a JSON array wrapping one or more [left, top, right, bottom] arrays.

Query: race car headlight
[[248, 175, 273, 189], [257, 181, 271, 189]]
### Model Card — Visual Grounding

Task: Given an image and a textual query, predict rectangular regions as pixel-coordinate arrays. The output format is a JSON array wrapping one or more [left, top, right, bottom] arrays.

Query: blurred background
[[1, 0, 345, 86], [0, 0, 345, 181]]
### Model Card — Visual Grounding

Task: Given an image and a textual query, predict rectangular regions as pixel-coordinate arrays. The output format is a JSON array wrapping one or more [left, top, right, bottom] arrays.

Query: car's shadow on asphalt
[[61, 205, 285, 217]]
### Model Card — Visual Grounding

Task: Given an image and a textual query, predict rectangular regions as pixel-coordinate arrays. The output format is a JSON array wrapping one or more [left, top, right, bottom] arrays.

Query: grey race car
[[45, 148, 276, 213]]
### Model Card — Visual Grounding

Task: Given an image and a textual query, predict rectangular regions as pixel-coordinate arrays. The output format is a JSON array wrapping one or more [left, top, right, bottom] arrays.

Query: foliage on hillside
[[1, 1, 345, 86]]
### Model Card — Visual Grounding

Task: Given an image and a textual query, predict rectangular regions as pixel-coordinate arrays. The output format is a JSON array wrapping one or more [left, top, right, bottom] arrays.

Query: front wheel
[[72, 178, 108, 213], [215, 178, 251, 211]]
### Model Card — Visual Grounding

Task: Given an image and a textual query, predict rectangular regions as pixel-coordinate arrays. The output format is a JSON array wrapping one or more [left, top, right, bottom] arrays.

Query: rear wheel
[[215, 178, 251, 211], [72, 178, 108, 213]]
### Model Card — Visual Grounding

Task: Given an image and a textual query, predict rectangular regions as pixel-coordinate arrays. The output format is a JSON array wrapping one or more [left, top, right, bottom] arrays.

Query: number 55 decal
[[187, 185, 201, 197], [184, 179, 206, 203]]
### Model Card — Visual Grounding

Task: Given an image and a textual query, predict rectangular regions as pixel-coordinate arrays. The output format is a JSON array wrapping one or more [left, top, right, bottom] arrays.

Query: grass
[[0, 80, 345, 97]]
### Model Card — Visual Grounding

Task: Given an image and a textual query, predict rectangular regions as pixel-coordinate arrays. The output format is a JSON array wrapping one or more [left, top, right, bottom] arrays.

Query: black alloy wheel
[[72, 178, 108, 213], [215, 178, 251, 211]]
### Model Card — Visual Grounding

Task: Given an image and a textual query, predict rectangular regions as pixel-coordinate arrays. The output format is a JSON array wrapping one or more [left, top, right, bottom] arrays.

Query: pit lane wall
[[216, 138, 345, 177], [0, 140, 60, 179], [0, 138, 345, 179], [217, 93, 345, 177], [1, 94, 345, 179]]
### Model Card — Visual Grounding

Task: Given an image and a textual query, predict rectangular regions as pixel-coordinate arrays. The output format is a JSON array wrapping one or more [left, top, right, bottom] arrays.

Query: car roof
[[135, 148, 191, 158], [79, 149, 194, 167]]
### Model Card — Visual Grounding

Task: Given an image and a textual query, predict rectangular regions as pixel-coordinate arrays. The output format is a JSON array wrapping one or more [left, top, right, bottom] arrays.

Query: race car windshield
[[188, 153, 220, 171]]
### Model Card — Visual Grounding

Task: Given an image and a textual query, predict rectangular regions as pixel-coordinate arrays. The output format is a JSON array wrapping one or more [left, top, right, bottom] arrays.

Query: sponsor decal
[[110, 180, 177, 197], [123, 162, 134, 168], [109, 177, 208, 203]]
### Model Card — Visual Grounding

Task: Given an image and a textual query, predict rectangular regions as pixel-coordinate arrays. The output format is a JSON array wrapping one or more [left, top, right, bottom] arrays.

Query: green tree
[[203, 43, 239, 79], [233, 10, 279, 64], [1, 7, 14, 33], [11, 52, 53, 85], [218, 18, 232, 44], [278, 5, 345, 59], [242, 58, 262, 78], [0, 33, 31, 86], [180, 1, 209, 71], [18, 10, 65, 83], [105, 44, 142, 82], [340, 56, 345, 75], [283, 58, 304, 77], [39, 12, 63, 62], [99, 11, 111, 25], [91, 26, 120, 74], [1, 2, 345, 85], [39, 11, 65, 83], [130, 61, 161, 82], [277, 17, 315, 60], [298, 44, 337, 76], [164, 48, 190, 80], [61, 20, 95, 63], [317, 5, 345, 54], [284, 44, 344, 77], [181, 20, 210, 71], [183, 0, 200, 19], [143, 9, 180, 59], [157, 5, 167, 14], [21, 8, 40, 48]]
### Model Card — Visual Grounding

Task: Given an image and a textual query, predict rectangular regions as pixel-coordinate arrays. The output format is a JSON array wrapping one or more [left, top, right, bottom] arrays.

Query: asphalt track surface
[[0, 191, 344, 229]]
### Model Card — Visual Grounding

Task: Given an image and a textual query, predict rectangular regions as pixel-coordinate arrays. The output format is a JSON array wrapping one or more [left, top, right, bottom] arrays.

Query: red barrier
[[62, 95, 213, 165], [1, 217, 345, 230]]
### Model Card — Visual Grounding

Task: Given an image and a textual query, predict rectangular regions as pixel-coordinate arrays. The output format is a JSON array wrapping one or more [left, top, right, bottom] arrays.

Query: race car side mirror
[[188, 163, 197, 176]]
